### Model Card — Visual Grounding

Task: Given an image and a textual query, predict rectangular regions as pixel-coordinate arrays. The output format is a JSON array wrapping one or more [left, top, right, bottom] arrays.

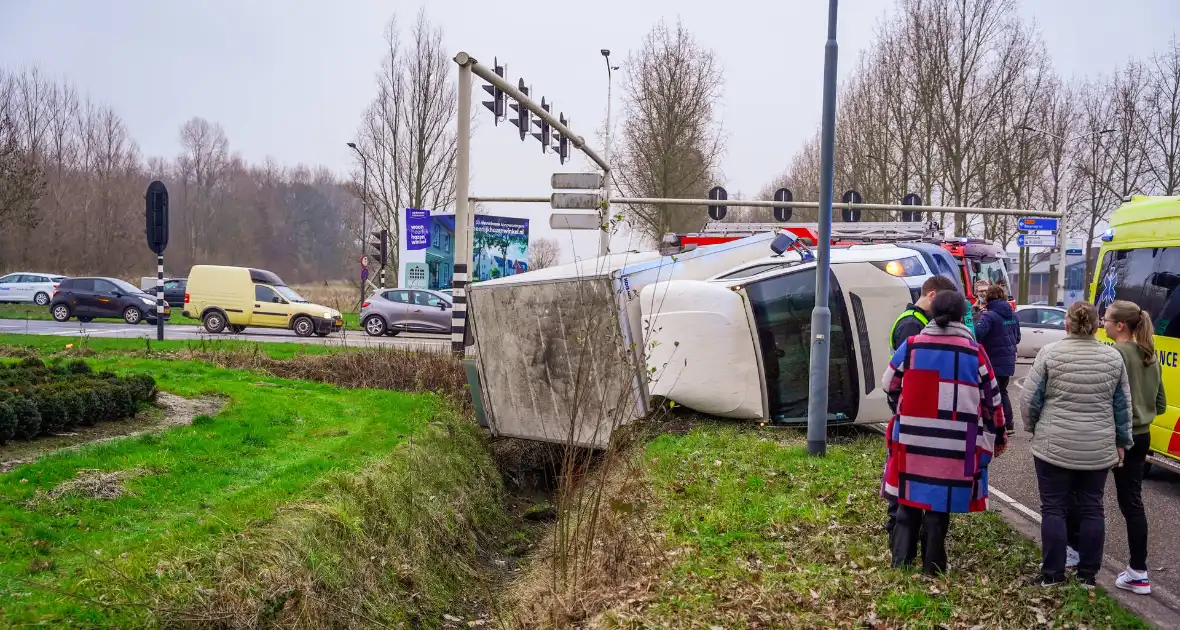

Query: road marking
[[991, 487, 1042, 523]]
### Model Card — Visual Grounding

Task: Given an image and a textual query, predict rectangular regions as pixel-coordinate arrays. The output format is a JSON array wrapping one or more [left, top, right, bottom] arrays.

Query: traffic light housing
[[369, 229, 388, 267], [554, 113, 570, 164], [509, 79, 530, 141], [901, 193, 923, 222], [841, 190, 863, 223], [481, 59, 505, 124], [532, 97, 551, 153]]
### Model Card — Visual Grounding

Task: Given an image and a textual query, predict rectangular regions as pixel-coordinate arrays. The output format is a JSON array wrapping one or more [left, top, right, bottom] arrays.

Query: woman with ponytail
[[880, 290, 1007, 575], [1102, 300, 1168, 595]]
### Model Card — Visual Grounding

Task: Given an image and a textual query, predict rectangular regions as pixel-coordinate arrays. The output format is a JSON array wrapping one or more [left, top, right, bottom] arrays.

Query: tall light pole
[[808, 0, 840, 457], [599, 49, 618, 258], [347, 142, 369, 309], [1018, 126, 1114, 304]]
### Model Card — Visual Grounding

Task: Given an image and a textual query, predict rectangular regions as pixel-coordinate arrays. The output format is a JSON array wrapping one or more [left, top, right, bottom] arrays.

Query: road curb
[[991, 487, 1180, 629]]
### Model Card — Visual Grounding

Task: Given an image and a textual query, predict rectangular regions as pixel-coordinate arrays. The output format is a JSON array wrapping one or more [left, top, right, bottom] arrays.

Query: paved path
[[985, 359, 1180, 627], [0, 318, 449, 350]]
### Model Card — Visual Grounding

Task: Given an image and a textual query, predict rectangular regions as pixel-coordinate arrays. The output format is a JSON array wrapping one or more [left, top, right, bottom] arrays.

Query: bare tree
[[0, 114, 44, 234], [614, 20, 725, 244], [354, 9, 458, 282], [1143, 37, 1180, 195], [528, 237, 560, 270]]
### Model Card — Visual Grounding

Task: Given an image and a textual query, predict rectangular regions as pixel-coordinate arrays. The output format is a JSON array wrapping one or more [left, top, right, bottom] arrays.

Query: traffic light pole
[[453, 55, 475, 355]]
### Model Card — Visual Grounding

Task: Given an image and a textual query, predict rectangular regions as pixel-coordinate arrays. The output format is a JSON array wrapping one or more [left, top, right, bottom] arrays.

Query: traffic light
[[841, 190, 863, 223], [369, 229, 388, 267], [901, 193, 923, 222], [707, 186, 728, 220], [481, 59, 505, 124], [532, 97, 551, 153], [509, 79, 530, 141], [554, 113, 570, 164]]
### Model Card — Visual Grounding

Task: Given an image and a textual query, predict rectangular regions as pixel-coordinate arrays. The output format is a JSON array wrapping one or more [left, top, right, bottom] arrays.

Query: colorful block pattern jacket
[[880, 321, 1007, 514]]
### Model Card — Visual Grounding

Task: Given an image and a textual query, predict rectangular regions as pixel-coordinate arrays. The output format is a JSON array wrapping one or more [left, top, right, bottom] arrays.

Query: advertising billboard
[[397, 208, 531, 290]]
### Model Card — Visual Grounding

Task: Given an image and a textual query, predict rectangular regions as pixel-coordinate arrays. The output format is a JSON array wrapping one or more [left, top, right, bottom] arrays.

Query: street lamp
[[1016, 126, 1114, 305], [599, 49, 618, 257], [348, 142, 370, 308]]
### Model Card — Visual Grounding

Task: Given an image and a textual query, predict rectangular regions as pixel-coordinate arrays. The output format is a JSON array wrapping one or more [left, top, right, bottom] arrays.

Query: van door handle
[[255, 304, 261, 307]]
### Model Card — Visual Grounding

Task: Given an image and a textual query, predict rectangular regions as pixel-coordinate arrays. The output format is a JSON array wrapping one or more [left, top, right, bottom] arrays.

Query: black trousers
[[891, 504, 950, 575], [1037, 458, 1107, 582], [996, 375, 1014, 433], [1066, 432, 1150, 571]]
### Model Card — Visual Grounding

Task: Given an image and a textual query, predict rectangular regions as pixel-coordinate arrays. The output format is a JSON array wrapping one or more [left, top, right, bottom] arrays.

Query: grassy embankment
[[0, 334, 500, 628], [507, 424, 1148, 629]]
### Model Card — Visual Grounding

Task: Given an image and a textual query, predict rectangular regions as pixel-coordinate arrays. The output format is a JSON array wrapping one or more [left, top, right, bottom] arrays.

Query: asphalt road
[[988, 359, 1180, 619], [0, 318, 449, 350]]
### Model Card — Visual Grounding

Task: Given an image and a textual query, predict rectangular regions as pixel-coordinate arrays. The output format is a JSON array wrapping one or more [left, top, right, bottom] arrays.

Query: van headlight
[[871, 256, 924, 277], [323, 311, 334, 318]]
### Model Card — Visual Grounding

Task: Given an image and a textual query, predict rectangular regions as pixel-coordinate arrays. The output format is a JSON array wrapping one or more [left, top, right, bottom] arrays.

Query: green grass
[[0, 332, 358, 359], [0, 352, 440, 626], [595, 425, 1148, 629], [0, 303, 361, 329]]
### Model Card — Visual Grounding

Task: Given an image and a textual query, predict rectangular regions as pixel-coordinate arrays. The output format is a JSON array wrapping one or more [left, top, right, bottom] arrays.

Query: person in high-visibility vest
[[884, 274, 959, 542]]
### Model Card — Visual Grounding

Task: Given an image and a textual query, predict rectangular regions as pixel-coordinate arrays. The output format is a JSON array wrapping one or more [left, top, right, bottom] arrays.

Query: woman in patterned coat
[[881, 290, 1009, 575]]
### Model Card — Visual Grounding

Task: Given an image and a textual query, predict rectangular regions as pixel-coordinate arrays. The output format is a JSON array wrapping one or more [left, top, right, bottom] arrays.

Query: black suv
[[50, 277, 171, 325]]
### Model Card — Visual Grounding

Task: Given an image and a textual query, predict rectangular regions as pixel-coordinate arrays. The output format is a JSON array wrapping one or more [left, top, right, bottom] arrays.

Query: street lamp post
[[599, 49, 618, 258], [347, 142, 370, 309], [1018, 126, 1115, 305]]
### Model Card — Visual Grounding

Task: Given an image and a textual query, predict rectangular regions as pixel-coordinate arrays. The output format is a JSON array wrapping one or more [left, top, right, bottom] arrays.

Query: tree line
[[0, 67, 361, 283]]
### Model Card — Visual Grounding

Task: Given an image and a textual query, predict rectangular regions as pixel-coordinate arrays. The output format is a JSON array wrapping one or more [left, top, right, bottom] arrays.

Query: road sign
[[551, 172, 603, 190], [1018, 217, 1059, 232], [1017, 234, 1057, 247], [549, 213, 600, 230], [360, 255, 370, 268], [361, 267, 370, 281], [773, 187, 793, 222], [145, 180, 169, 255], [551, 192, 602, 210], [708, 186, 728, 220]]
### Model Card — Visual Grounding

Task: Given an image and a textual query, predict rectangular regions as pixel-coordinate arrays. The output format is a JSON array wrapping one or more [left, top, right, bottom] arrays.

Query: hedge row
[[0, 359, 157, 446]]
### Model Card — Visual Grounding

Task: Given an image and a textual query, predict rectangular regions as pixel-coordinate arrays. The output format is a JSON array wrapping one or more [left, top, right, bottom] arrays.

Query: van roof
[[713, 244, 919, 286], [192, 265, 285, 286], [1109, 196, 1180, 241]]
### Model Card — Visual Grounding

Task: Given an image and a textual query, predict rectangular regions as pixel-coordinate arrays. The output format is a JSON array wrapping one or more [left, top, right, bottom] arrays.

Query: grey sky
[[2, 0, 1176, 262]]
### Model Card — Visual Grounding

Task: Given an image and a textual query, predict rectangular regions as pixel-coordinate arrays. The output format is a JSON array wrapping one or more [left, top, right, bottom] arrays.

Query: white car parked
[[0, 272, 67, 306], [1015, 304, 1067, 358]]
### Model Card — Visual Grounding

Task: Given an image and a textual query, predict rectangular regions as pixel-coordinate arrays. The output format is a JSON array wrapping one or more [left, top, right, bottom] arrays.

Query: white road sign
[[1017, 234, 1056, 248]]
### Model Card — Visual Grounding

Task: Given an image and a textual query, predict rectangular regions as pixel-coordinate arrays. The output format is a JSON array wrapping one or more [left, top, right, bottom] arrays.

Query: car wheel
[[123, 306, 143, 325], [33, 292, 50, 306], [51, 304, 71, 322], [229, 324, 247, 334], [78, 316, 93, 323], [363, 315, 387, 337], [202, 311, 227, 334], [292, 316, 315, 337]]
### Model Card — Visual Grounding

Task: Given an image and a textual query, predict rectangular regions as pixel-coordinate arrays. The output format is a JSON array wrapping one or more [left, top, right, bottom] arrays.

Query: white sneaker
[[1066, 546, 1080, 570], [1115, 568, 1152, 595]]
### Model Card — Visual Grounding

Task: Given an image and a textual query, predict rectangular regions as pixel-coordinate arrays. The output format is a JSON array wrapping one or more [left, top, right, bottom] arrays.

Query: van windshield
[[275, 285, 307, 303]]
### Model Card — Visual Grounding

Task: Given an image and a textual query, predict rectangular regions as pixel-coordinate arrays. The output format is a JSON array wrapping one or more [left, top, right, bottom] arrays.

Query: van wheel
[[363, 315, 387, 337], [229, 324, 246, 334], [292, 316, 314, 337], [202, 311, 227, 334], [51, 304, 71, 322]]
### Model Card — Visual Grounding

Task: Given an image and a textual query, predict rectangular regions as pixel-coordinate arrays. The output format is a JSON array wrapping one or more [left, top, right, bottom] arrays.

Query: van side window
[[255, 285, 281, 303], [1096, 248, 1166, 318], [745, 268, 858, 422], [1152, 248, 1180, 337]]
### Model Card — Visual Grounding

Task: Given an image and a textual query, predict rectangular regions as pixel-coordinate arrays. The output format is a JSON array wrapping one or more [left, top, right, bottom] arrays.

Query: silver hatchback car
[[360, 288, 452, 336]]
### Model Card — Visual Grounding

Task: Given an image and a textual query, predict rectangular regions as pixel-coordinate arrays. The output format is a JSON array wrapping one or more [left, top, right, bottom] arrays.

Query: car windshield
[[275, 285, 307, 303], [110, 279, 143, 294]]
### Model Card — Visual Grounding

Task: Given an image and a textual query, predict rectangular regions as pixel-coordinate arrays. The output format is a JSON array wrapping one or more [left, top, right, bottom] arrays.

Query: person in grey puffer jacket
[[1021, 301, 1133, 587]]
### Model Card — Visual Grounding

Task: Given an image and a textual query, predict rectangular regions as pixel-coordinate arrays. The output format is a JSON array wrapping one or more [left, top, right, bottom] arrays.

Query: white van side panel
[[640, 280, 763, 418]]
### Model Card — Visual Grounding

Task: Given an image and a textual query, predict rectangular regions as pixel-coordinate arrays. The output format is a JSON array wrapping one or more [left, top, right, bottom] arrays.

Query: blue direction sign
[[1018, 217, 1059, 232]]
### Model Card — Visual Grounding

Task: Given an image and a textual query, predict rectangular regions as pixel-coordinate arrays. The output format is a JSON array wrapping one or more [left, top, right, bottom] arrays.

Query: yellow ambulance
[[1089, 195, 1180, 472]]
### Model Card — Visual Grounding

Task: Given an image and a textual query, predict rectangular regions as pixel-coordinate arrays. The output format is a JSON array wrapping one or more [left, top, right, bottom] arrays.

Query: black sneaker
[[1076, 575, 1097, 590]]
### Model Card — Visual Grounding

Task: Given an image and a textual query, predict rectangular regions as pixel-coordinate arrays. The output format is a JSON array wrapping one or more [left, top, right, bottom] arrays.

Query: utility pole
[[808, 0, 840, 457], [600, 49, 617, 258], [348, 142, 370, 308]]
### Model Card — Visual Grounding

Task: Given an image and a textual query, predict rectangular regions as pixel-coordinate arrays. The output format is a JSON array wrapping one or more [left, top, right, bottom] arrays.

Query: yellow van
[[1089, 195, 1180, 472], [183, 265, 343, 337]]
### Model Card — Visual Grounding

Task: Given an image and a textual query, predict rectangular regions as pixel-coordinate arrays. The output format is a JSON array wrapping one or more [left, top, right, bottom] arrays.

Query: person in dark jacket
[[974, 284, 1020, 436], [890, 275, 958, 352]]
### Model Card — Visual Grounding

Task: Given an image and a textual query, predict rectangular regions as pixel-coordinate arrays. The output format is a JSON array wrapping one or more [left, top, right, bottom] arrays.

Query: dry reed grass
[[47, 467, 151, 500], [291, 282, 360, 314]]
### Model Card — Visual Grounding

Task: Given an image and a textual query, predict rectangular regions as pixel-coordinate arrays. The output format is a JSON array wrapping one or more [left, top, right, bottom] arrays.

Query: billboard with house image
[[472, 216, 530, 281], [399, 208, 530, 289]]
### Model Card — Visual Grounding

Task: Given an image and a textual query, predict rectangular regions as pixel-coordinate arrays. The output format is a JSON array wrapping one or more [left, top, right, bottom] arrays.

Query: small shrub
[[126, 374, 157, 404], [67, 359, 92, 375], [59, 389, 87, 430], [106, 385, 132, 421], [10, 395, 42, 440], [17, 357, 46, 370], [0, 397, 16, 445], [97, 370, 117, 381], [35, 394, 69, 434], [80, 387, 107, 426]]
